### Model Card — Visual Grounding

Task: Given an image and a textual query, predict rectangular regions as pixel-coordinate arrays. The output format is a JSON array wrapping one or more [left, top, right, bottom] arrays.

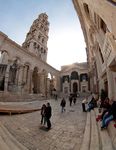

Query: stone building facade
[[0, 13, 60, 97], [73, 0, 116, 99], [60, 62, 89, 95]]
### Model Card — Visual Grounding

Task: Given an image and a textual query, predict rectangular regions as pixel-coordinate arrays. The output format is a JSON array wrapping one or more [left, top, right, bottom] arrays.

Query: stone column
[[25, 67, 30, 93], [29, 69, 33, 93], [79, 74, 81, 92], [56, 76, 60, 93], [44, 74, 48, 98], [107, 68, 114, 99], [41, 73, 45, 95], [23, 66, 27, 83], [18, 65, 24, 93], [4, 62, 11, 92]]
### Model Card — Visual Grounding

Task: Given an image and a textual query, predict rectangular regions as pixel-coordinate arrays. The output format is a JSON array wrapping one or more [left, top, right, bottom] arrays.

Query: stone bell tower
[[22, 13, 49, 62]]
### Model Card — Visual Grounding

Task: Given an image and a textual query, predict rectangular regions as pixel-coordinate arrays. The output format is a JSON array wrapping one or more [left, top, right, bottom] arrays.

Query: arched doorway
[[73, 82, 78, 93]]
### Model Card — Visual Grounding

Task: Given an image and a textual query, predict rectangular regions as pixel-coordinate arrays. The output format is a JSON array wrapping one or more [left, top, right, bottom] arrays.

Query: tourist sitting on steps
[[87, 96, 97, 112], [96, 97, 110, 122], [82, 97, 88, 112], [101, 98, 116, 130]]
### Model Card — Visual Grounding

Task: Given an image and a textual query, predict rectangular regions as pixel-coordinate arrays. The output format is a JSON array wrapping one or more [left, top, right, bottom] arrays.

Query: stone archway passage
[[73, 82, 78, 93]]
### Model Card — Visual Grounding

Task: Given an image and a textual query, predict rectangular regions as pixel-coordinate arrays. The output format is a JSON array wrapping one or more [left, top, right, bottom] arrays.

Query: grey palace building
[[0, 0, 116, 100]]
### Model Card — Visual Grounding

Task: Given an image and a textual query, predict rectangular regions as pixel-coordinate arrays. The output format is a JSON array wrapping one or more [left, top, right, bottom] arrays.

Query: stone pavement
[[0, 97, 87, 150]]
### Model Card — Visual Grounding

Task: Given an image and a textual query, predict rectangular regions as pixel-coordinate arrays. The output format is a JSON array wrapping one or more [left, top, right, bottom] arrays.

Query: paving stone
[[0, 97, 86, 150]]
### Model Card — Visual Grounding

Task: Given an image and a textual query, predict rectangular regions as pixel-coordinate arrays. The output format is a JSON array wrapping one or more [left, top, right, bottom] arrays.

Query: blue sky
[[0, 0, 86, 70]]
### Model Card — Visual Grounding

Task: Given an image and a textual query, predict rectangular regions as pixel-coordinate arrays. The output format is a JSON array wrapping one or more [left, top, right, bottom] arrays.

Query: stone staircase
[[0, 123, 28, 150], [80, 108, 116, 150], [0, 92, 46, 102]]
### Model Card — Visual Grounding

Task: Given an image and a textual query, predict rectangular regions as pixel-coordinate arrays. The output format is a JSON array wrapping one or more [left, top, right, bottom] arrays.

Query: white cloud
[[47, 27, 86, 70]]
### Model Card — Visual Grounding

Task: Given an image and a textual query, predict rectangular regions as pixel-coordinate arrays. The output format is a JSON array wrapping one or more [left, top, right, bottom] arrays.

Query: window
[[100, 19, 107, 33], [38, 35, 41, 40], [42, 38, 44, 43], [83, 3, 90, 18], [33, 42, 36, 49], [71, 71, 78, 80], [83, 3, 89, 15], [80, 74, 88, 82], [62, 75, 69, 83], [99, 47, 104, 63]]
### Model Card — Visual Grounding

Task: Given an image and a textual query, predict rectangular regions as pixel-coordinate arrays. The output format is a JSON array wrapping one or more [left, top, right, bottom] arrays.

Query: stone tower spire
[[22, 13, 49, 62]]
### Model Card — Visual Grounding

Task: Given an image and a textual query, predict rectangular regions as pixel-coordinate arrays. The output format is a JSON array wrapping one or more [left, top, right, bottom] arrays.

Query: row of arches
[[0, 50, 58, 96]]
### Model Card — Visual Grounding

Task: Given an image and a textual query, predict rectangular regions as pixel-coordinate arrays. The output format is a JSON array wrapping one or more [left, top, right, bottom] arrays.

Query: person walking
[[60, 98, 66, 113], [73, 97, 77, 105], [45, 102, 52, 130], [69, 95, 73, 106], [40, 104, 46, 125]]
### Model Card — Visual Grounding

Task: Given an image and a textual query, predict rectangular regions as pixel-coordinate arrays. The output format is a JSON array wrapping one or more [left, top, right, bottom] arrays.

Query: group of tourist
[[40, 89, 116, 131], [96, 96, 116, 130], [81, 89, 116, 130], [69, 94, 77, 106], [81, 94, 97, 112], [60, 94, 77, 113], [40, 102, 52, 130]]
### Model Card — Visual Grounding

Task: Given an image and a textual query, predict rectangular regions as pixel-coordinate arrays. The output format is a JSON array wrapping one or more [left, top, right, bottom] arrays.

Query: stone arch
[[48, 72, 52, 79], [0, 50, 9, 64], [71, 71, 78, 80], [12, 56, 21, 65]]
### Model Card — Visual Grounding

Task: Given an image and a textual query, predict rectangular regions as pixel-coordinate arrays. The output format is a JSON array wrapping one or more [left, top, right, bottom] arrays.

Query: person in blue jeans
[[87, 97, 96, 112], [101, 98, 116, 130]]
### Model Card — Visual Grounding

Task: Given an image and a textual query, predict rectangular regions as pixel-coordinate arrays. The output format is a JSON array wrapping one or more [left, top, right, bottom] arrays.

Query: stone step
[[90, 110, 100, 150], [107, 121, 116, 150], [0, 135, 10, 150], [80, 112, 91, 150], [0, 123, 28, 150], [94, 108, 114, 150], [0, 93, 46, 102]]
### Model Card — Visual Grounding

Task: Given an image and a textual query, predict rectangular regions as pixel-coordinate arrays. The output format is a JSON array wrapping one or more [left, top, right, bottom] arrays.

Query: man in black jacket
[[45, 102, 52, 129]]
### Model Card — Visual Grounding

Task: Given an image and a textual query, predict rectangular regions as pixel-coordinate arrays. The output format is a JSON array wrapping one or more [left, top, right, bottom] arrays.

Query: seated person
[[87, 97, 97, 112], [96, 97, 110, 121], [101, 98, 116, 129]]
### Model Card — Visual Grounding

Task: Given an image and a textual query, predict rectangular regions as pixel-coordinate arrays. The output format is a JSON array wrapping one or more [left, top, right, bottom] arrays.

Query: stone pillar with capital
[[4, 61, 11, 92], [29, 69, 33, 93], [44, 74, 48, 99], [56, 76, 60, 94], [18, 65, 24, 92]]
